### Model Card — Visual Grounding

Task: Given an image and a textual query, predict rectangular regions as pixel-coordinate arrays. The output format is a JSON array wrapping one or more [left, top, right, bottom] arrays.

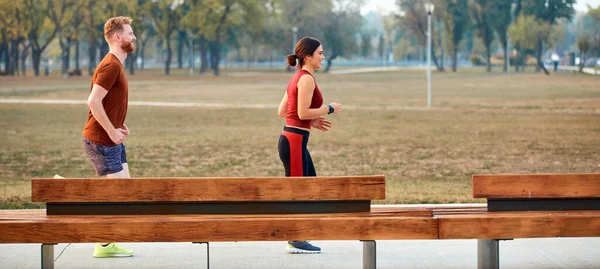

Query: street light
[[506, 2, 516, 73], [425, 3, 434, 108], [292, 26, 299, 53]]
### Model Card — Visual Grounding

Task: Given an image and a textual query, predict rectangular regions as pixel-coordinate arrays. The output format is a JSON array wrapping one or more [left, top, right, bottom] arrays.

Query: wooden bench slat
[[0, 207, 433, 220], [438, 210, 600, 239], [472, 174, 600, 198], [0, 209, 437, 243], [32, 176, 386, 203]]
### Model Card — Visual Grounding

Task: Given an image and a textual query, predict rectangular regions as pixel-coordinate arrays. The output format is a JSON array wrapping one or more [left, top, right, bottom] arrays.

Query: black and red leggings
[[278, 126, 316, 177]]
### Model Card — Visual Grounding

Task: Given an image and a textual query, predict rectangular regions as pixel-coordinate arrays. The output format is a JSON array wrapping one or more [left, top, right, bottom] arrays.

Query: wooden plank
[[472, 174, 600, 198], [45, 201, 371, 215], [32, 176, 385, 203], [438, 210, 600, 239], [0, 208, 433, 220], [0, 210, 437, 243], [487, 198, 600, 211]]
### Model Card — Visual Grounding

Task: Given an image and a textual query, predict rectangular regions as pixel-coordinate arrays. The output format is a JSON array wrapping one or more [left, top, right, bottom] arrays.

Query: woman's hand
[[311, 117, 332, 132]]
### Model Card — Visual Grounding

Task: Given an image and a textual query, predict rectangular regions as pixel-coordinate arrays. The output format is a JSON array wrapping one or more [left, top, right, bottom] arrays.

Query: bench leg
[[361, 240, 376, 269], [478, 239, 499, 269], [41, 244, 55, 269], [193, 242, 210, 269]]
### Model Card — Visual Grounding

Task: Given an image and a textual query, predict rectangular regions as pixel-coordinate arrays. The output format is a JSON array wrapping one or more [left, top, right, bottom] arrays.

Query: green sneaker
[[93, 243, 134, 258]]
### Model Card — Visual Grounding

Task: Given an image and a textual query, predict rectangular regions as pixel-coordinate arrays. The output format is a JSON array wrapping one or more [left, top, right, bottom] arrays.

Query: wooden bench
[[0, 174, 599, 269], [1, 175, 440, 269], [438, 173, 600, 269]]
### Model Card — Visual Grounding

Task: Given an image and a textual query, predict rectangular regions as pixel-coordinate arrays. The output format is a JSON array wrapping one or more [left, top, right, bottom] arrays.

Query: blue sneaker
[[286, 241, 321, 254]]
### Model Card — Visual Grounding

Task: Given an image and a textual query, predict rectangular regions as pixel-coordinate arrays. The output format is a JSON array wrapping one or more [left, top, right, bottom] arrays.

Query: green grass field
[[1, 67, 599, 208]]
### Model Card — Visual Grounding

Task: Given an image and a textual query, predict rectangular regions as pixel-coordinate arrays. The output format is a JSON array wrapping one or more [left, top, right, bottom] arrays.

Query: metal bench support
[[478, 239, 499, 269], [193, 242, 210, 269], [41, 244, 56, 269], [361, 240, 376, 269]]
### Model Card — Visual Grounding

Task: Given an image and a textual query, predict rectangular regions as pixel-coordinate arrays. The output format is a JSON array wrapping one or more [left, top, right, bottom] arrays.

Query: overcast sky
[[361, 0, 600, 16]]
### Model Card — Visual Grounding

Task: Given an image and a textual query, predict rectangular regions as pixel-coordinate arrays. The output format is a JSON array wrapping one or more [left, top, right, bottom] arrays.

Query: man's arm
[[87, 84, 125, 144]]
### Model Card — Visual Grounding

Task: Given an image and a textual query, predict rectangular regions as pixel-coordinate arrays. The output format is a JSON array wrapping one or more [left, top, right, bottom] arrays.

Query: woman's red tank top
[[285, 70, 323, 129]]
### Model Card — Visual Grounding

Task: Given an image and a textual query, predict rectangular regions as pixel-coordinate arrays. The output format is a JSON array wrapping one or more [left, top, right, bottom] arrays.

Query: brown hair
[[104, 16, 133, 41], [286, 37, 321, 68]]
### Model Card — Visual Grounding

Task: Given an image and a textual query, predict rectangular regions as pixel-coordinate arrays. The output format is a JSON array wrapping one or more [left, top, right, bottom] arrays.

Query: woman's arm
[[278, 92, 288, 118], [297, 75, 329, 120]]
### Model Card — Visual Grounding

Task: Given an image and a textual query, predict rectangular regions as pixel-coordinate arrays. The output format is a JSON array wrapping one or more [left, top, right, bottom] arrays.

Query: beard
[[121, 41, 135, 54]]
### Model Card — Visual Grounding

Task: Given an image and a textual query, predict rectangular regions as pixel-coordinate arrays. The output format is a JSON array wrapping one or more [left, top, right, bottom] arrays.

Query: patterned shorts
[[82, 136, 127, 176]]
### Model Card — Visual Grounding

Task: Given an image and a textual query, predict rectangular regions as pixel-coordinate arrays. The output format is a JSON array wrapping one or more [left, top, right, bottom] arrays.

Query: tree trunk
[[9, 38, 19, 76], [501, 36, 508, 73], [31, 48, 41, 76], [177, 31, 184, 69], [165, 35, 172, 75], [210, 42, 220, 76], [99, 41, 109, 58], [0, 30, 7, 74], [88, 0, 96, 75], [521, 50, 527, 72], [0, 43, 6, 73], [187, 38, 193, 70], [535, 43, 542, 72], [4, 47, 10, 75], [437, 21, 444, 71], [579, 52, 585, 73], [486, 46, 491, 73], [536, 47, 549, 75], [452, 47, 458, 72], [60, 38, 71, 76], [324, 53, 338, 73], [4, 47, 9, 75], [431, 44, 443, 71], [199, 36, 208, 74], [21, 43, 29, 76], [88, 37, 97, 75], [74, 40, 80, 71], [140, 38, 148, 70], [129, 50, 136, 75]]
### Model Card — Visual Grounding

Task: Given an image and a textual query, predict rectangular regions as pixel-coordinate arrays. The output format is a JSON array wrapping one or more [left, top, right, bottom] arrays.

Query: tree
[[184, 0, 266, 76], [377, 33, 384, 62], [588, 5, 600, 74], [82, 0, 131, 75], [149, 0, 183, 76], [48, 0, 85, 77], [520, 0, 575, 72], [470, 0, 495, 72], [393, 38, 417, 61], [259, 3, 287, 67], [577, 34, 591, 73], [440, 0, 470, 72], [359, 30, 372, 58], [83, 0, 102, 75], [0, 0, 30, 76], [489, 0, 514, 72], [124, 0, 153, 75], [396, 0, 444, 71], [320, 0, 364, 72], [509, 15, 553, 74]]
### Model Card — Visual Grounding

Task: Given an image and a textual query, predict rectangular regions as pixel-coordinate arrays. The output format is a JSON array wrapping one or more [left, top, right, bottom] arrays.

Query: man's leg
[[104, 166, 128, 178], [83, 138, 134, 257], [104, 143, 129, 178]]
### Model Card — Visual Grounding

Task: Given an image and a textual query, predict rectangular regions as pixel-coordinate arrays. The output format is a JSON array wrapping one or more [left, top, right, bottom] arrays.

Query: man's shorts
[[82, 136, 127, 176]]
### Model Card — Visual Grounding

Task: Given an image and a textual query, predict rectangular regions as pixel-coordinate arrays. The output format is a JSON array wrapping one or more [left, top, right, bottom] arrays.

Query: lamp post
[[292, 26, 298, 53], [425, 3, 435, 108], [506, 3, 516, 73]]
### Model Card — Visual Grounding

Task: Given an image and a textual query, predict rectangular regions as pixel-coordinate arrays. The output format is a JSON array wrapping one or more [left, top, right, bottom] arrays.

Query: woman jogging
[[277, 37, 342, 254]]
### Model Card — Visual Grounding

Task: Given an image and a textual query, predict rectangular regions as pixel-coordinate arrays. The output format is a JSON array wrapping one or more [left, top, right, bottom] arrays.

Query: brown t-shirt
[[82, 53, 128, 146]]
